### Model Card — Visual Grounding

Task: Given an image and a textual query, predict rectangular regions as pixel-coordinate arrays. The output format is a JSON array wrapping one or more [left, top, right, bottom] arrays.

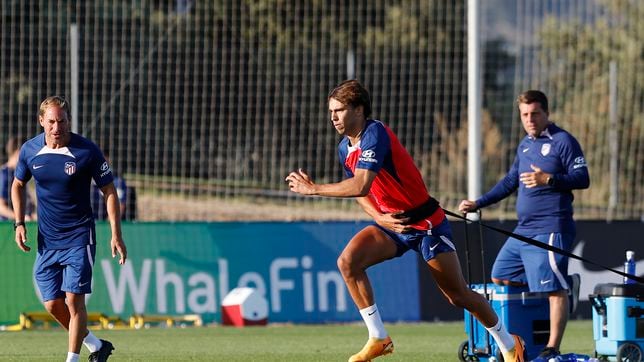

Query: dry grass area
[[135, 194, 370, 222]]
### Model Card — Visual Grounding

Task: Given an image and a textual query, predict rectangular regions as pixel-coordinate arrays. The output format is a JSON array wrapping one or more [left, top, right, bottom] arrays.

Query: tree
[[538, 0, 643, 218]]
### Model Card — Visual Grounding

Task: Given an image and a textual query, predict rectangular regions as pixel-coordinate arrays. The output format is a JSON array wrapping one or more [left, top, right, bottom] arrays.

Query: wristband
[[14, 221, 25, 230], [547, 176, 555, 186]]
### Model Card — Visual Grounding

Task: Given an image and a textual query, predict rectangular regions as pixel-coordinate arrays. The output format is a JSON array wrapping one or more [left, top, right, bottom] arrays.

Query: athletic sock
[[66, 352, 80, 362], [359, 304, 388, 339], [485, 319, 515, 353], [83, 331, 102, 353]]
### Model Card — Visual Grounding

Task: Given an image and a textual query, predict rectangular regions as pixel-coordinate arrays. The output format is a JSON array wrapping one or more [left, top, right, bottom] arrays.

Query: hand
[[15, 226, 30, 252], [111, 237, 127, 265], [519, 164, 550, 188], [458, 200, 477, 213], [285, 168, 316, 195], [375, 211, 412, 233]]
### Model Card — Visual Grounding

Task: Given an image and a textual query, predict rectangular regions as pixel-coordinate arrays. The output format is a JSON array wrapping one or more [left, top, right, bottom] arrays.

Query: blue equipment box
[[461, 283, 550, 361], [590, 283, 644, 361]]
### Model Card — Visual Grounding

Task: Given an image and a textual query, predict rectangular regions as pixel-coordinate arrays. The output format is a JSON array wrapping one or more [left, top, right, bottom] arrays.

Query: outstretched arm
[[285, 168, 377, 198], [459, 162, 519, 213], [475, 157, 520, 208]]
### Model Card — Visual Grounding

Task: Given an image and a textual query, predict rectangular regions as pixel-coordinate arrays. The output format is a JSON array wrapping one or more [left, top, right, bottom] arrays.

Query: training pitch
[[0, 320, 595, 361]]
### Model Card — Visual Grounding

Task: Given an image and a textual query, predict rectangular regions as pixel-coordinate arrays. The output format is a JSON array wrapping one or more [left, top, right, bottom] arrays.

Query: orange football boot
[[348, 336, 394, 362], [502, 334, 526, 362]]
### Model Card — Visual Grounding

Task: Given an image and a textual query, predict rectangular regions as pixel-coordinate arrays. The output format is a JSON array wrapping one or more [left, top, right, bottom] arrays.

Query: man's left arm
[[100, 183, 127, 264], [549, 135, 590, 190]]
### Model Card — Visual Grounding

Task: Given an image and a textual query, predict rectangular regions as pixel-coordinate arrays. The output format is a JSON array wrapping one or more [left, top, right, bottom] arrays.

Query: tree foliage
[[538, 0, 643, 215]]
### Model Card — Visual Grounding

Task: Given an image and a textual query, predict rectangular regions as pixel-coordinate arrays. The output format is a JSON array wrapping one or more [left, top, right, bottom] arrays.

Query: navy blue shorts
[[375, 217, 456, 261], [491, 232, 573, 293], [34, 244, 96, 301]]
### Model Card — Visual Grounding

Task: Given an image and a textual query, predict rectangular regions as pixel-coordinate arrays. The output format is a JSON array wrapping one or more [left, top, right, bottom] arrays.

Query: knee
[[491, 278, 506, 285], [65, 298, 86, 316], [44, 298, 67, 316], [336, 253, 358, 278], [43, 301, 57, 315], [442, 287, 471, 308], [549, 290, 567, 297], [492, 278, 525, 287]]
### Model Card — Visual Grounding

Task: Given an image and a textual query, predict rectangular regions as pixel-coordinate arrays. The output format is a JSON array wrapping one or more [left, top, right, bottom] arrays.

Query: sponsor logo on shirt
[[359, 149, 377, 163], [99, 161, 112, 177], [540, 143, 551, 156], [64, 162, 76, 176], [573, 156, 587, 169]]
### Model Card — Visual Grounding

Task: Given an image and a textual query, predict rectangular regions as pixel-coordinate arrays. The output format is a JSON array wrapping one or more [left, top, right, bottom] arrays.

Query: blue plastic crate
[[460, 283, 550, 361], [590, 283, 644, 361]]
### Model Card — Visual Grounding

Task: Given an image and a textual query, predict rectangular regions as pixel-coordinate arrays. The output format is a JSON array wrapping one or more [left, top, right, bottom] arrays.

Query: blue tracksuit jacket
[[476, 123, 590, 236]]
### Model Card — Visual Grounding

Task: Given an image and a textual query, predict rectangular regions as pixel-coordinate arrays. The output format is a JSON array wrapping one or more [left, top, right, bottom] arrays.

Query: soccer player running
[[12, 96, 127, 362], [459, 90, 589, 361], [286, 80, 525, 362]]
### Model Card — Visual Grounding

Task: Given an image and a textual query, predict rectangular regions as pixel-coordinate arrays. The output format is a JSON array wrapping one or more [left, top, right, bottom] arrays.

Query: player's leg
[[547, 290, 569, 350], [337, 225, 398, 308], [429, 253, 525, 361], [59, 245, 92, 361], [35, 249, 82, 361], [61, 244, 114, 361], [491, 237, 527, 286], [425, 220, 525, 362], [520, 233, 574, 361], [428, 252, 499, 324], [35, 249, 71, 329], [44, 298, 71, 329], [63, 291, 112, 362], [338, 225, 398, 362], [65, 292, 88, 354]]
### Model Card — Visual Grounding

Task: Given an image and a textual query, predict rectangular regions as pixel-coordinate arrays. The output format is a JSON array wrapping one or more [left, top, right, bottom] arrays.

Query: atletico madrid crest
[[64, 162, 76, 176], [541, 143, 551, 156]]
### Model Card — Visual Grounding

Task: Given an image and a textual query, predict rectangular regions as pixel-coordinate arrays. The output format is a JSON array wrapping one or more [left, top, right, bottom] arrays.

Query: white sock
[[485, 319, 515, 353], [359, 304, 388, 339], [83, 331, 102, 353], [66, 352, 80, 362]]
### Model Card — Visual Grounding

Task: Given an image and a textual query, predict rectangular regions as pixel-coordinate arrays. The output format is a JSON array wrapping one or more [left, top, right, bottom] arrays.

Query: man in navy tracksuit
[[460, 90, 589, 361]]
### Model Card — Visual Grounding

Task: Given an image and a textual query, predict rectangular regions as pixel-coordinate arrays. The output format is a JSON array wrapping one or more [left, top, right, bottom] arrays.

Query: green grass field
[[0, 320, 595, 361]]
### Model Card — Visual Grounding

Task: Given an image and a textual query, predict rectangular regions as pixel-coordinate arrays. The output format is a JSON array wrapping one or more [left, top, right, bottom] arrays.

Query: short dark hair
[[516, 90, 549, 113], [328, 79, 372, 118], [39, 95, 71, 120]]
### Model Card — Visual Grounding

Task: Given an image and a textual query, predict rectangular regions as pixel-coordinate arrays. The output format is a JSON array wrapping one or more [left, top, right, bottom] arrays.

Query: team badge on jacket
[[541, 143, 551, 156], [64, 162, 77, 176]]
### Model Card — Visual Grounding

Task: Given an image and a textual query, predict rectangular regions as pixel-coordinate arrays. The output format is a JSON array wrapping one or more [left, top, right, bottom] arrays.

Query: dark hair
[[516, 90, 549, 113], [5, 136, 24, 156], [328, 79, 371, 117], [39, 95, 71, 120]]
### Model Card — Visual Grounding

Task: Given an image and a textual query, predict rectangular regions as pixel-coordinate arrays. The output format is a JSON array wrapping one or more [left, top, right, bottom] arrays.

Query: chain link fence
[[1, 0, 641, 221]]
